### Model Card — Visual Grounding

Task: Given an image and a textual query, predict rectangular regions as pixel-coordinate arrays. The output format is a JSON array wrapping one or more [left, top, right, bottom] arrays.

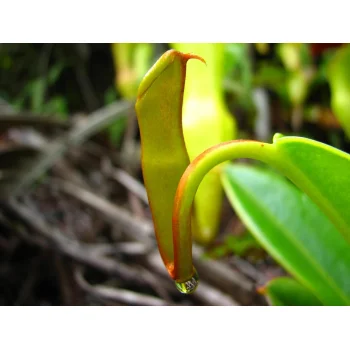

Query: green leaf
[[262, 277, 323, 306], [221, 163, 350, 306], [273, 135, 350, 240]]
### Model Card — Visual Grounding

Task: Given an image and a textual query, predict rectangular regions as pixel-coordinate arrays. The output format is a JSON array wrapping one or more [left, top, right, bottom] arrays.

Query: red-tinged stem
[[172, 140, 280, 282]]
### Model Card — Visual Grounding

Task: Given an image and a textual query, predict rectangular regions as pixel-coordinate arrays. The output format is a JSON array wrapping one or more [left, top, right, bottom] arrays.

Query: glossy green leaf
[[221, 163, 350, 305], [272, 134, 350, 239], [262, 277, 323, 306], [328, 44, 350, 138]]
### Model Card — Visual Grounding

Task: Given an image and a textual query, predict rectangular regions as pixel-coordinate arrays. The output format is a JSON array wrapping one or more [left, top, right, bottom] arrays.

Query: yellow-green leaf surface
[[328, 44, 350, 138], [222, 163, 350, 305], [135, 49, 203, 280], [262, 277, 323, 306], [170, 43, 236, 245]]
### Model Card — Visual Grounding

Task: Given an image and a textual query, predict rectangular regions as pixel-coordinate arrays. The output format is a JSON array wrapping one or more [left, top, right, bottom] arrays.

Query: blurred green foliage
[[1, 43, 348, 147], [0, 43, 115, 118], [206, 231, 262, 260]]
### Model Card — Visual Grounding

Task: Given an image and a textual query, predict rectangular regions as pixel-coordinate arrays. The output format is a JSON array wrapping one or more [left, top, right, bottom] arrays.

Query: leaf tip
[[180, 52, 207, 66]]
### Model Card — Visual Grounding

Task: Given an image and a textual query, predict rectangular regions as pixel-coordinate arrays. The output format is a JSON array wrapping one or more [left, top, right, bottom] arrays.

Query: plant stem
[[172, 139, 278, 282]]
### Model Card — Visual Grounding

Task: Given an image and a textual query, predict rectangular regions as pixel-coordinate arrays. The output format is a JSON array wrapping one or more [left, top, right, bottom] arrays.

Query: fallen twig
[[11, 100, 133, 196], [5, 199, 150, 285], [75, 268, 168, 306], [108, 167, 148, 204], [55, 179, 154, 242]]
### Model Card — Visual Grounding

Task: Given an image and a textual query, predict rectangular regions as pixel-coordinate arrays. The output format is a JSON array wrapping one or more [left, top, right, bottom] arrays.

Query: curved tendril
[[172, 140, 280, 282]]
